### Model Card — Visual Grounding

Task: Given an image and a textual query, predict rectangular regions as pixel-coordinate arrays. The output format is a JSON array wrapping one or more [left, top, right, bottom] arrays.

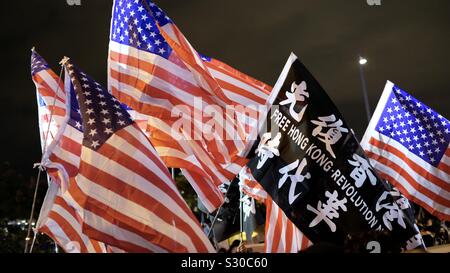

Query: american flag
[[108, 0, 272, 213], [62, 59, 214, 252], [239, 168, 312, 253], [361, 81, 450, 221], [31, 50, 107, 253]]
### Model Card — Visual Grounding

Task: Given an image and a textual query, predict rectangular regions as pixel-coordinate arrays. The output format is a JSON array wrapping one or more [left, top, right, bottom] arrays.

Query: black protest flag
[[247, 53, 424, 252]]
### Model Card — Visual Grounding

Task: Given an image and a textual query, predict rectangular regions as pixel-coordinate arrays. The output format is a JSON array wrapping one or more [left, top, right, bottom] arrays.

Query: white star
[[101, 109, 109, 115], [154, 39, 161, 45], [419, 151, 425, 157], [146, 23, 152, 30], [89, 129, 97, 136], [104, 128, 113, 134], [141, 14, 148, 21], [379, 127, 385, 132], [97, 93, 105, 98], [430, 157, 436, 163], [114, 104, 121, 109], [138, 6, 144, 12], [435, 147, 441, 154], [158, 48, 166, 54], [137, 27, 142, 33], [75, 121, 82, 129], [102, 118, 111, 124], [118, 120, 126, 126], [86, 108, 94, 115], [82, 84, 90, 88], [116, 111, 123, 117], [99, 101, 106, 106], [85, 99, 92, 105], [391, 98, 398, 104], [91, 140, 100, 149], [84, 91, 91, 96], [387, 107, 393, 114], [87, 118, 95, 125]]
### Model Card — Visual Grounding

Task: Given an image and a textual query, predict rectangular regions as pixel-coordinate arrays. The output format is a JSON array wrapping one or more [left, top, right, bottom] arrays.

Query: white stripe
[[367, 142, 450, 201], [265, 200, 278, 253], [279, 210, 287, 252], [181, 169, 218, 213], [52, 144, 80, 168], [367, 153, 450, 216], [369, 133, 450, 185], [440, 151, 450, 167], [82, 133, 213, 249], [109, 62, 206, 109], [36, 70, 65, 101], [76, 173, 199, 252], [82, 208, 168, 253], [109, 41, 197, 86], [52, 203, 97, 253], [208, 67, 269, 101], [45, 218, 80, 253]]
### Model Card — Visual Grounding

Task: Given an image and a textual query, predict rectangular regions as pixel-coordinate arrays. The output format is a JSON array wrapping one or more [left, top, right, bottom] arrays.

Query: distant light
[[359, 57, 368, 65], [25, 237, 31, 241]]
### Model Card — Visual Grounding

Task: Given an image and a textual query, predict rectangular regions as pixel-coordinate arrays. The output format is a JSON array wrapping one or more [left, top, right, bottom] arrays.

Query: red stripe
[[109, 51, 218, 103], [284, 217, 293, 252], [49, 154, 78, 178], [82, 223, 151, 253], [372, 169, 450, 221], [205, 59, 271, 96], [59, 135, 82, 156], [67, 181, 190, 252], [79, 145, 209, 251], [369, 137, 450, 189], [366, 150, 450, 208], [47, 210, 89, 253]]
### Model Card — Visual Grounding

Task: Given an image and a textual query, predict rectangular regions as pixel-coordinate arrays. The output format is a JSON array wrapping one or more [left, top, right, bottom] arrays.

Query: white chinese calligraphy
[[311, 115, 349, 158], [278, 158, 311, 205], [348, 153, 377, 188], [307, 190, 347, 232], [256, 132, 282, 169], [375, 191, 407, 231], [240, 194, 256, 222], [279, 81, 309, 122]]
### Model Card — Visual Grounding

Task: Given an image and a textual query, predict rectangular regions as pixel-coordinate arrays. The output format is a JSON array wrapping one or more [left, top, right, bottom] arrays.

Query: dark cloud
[[1, 0, 449, 177]]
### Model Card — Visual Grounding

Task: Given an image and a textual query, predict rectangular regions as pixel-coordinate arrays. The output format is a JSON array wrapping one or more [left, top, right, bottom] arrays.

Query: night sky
[[1, 0, 449, 179]]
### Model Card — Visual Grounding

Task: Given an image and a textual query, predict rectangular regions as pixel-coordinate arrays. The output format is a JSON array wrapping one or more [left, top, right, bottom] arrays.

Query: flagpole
[[24, 52, 66, 253], [206, 183, 232, 240], [239, 189, 244, 243]]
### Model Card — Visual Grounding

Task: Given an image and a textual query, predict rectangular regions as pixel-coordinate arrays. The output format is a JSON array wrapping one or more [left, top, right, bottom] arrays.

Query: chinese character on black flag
[[247, 53, 424, 252]]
